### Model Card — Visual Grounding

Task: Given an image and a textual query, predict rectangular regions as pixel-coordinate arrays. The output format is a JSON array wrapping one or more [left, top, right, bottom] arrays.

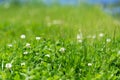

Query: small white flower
[[118, 50, 120, 55], [36, 37, 41, 40], [26, 43, 31, 48], [36, 53, 39, 55], [77, 33, 82, 40], [23, 51, 28, 55], [99, 33, 104, 37], [78, 39, 82, 43], [48, 48, 52, 51], [5, 63, 12, 69], [88, 63, 92, 66], [20, 34, 26, 39], [59, 47, 66, 53], [45, 54, 50, 57], [106, 38, 111, 43], [21, 62, 25, 66], [92, 35, 96, 39], [8, 44, 13, 47]]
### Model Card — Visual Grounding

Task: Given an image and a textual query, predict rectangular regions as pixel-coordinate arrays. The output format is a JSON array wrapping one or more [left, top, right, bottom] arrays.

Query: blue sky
[[42, 0, 120, 5]]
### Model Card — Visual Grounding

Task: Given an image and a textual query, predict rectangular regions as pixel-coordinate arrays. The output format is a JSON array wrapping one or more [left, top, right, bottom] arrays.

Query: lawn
[[0, 4, 120, 80]]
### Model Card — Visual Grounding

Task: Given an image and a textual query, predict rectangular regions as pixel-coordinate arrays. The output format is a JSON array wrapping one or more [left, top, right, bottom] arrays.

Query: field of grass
[[0, 4, 120, 80]]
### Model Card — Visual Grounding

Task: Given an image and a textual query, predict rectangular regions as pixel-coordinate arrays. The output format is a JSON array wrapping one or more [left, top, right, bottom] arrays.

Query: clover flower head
[[5, 63, 12, 69], [59, 47, 66, 53], [20, 34, 26, 39]]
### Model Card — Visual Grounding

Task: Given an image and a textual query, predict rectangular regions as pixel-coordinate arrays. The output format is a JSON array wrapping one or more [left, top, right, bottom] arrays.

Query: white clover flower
[[36, 53, 39, 55], [23, 51, 28, 55], [106, 38, 111, 43], [77, 33, 82, 40], [78, 39, 82, 43], [99, 33, 104, 37], [92, 35, 96, 39], [20, 34, 26, 39], [45, 54, 50, 57], [26, 43, 31, 48], [21, 62, 25, 66], [5, 63, 12, 69], [8, 44, 13, 47], [36, 37, 41, 40], [59, 47, 66, 53], [88, 63, 92, 66], [118, 50, 120, 55], [48, 48, 52, 51]]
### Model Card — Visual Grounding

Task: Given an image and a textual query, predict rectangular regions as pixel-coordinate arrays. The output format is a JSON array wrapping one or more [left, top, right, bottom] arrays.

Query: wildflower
[[48, 48, 52, 51], [20, 34, 26, 39], [106, 38, 111, 43], [26, 43, 31, 48], [78, 39, 82, 43], [59, 47, 66, 53], [36, 53, 39, 55], [36, 37, 41, 40], [99, 33, 104, 37], [21, 62, 25, 66], [5, 63, 12, 69], [45, 54, 50, 57], [77, 33, 82, 40], [92, 35, 96, 39], [118, 50, 120, 55], [8, 44, 13, 47], [23, 51, 28, 55], [88, 63, 92, 66]]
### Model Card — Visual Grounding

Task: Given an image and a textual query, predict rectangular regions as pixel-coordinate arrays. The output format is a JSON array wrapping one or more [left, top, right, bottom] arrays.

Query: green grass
[[0, 4, 120, 80]]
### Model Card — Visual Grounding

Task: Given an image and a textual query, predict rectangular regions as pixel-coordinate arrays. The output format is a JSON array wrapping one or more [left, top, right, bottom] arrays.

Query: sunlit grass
[[0, 4, 120, 79]]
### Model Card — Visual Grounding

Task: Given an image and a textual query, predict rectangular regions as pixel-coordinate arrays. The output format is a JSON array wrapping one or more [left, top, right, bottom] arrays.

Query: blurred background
[[0, 0, 120, 16], [0, 0, 120, 44]]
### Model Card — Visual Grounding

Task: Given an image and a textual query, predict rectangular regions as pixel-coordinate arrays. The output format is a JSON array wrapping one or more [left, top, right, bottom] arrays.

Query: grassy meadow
[[0, 4, 120, 80]]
